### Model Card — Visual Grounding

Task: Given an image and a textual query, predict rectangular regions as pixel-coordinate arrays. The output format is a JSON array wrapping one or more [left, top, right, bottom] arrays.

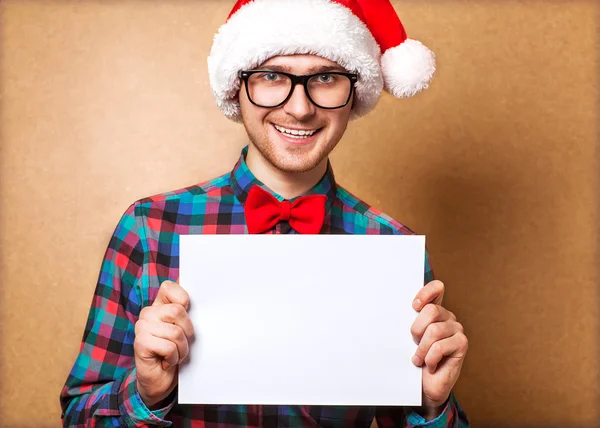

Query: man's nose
[[282, 83, 316, 120]]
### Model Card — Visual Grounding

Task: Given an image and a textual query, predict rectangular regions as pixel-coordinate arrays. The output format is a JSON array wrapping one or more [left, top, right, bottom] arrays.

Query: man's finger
[[153, 280, 190, 310], [413, 280, 444, 311], [147, 320, 190, 365], [412, 321, 464, 367], [135, 329, 180, 370], [410, 304, 456, 343], [422, 332, 469, 374], [140, 303, 195, 338]]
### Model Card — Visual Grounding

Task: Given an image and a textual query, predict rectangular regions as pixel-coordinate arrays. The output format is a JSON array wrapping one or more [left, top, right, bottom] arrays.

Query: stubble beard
[[243, 120, 335, 174]]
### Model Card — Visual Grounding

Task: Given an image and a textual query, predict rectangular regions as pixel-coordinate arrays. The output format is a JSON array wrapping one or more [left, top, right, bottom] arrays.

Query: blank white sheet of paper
[[178, 234, 425, 406]]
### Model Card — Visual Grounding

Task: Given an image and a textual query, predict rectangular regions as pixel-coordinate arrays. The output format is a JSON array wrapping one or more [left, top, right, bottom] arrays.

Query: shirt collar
[[230, 146, 337, 212]]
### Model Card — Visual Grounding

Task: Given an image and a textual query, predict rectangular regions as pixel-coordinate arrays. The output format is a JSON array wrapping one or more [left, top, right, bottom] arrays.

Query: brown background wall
[[0, 1, 598, 426]]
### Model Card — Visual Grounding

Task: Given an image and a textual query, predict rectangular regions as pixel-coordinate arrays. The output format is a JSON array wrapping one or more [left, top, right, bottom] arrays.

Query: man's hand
[[134, 280, 195, 409], [410, 280, 468, 419]]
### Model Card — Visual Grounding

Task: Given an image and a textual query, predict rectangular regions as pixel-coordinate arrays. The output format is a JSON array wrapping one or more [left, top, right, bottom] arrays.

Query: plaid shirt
[[61, 147, 469, 427]]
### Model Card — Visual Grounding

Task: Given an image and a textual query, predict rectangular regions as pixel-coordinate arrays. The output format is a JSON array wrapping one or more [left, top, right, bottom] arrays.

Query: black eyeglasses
[[239, 70, 358, 109]]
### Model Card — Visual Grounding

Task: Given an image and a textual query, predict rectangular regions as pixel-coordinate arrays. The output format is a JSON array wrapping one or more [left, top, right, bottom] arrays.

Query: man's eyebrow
[[307, 65, 347, 73], [257, 64, 348, 73], [258, 64, 291, 72]]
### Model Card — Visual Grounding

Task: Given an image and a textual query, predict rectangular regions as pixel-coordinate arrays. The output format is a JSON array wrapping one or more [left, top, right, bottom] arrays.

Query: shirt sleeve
[[60, 202, 174, 427], [376, 392, 470, 428], [424, 248, 434, 285]]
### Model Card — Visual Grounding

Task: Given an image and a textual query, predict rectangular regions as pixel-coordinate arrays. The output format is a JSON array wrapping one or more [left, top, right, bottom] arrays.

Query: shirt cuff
[[118, 368, 175, 427], [406, 392, 463, 428]]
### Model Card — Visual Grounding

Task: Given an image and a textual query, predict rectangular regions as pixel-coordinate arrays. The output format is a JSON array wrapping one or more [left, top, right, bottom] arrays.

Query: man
[[61, 0, 469, 426]]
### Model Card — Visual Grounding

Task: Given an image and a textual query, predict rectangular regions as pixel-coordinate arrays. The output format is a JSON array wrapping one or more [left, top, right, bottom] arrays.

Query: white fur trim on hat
[[381, 39, 436, 98], [208, 0, 384, 122]]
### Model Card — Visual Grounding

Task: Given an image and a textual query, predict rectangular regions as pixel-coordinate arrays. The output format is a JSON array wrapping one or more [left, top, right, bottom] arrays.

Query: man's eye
[[317, 74, 336, 83], [260, 73, 280, 82]]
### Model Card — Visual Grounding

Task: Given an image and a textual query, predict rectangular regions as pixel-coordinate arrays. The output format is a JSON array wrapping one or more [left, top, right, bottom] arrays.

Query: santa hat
[[208, 0, 435, 122]]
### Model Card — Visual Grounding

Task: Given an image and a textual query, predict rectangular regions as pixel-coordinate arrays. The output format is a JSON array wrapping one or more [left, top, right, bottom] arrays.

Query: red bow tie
[[244, 185, 326, 234]]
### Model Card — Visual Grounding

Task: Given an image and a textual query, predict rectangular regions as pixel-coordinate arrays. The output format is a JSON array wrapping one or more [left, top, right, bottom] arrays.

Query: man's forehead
[[258, 54, 347, 72]]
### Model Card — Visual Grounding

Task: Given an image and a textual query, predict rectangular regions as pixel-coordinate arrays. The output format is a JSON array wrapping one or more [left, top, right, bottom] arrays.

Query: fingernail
[[413, 299, 421, 309], [428, 365, 436, 374], [412, 355, 422, 366]]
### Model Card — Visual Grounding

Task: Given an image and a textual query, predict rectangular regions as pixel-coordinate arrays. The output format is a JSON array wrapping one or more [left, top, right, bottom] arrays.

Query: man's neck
[[245, 144, 328, 200]]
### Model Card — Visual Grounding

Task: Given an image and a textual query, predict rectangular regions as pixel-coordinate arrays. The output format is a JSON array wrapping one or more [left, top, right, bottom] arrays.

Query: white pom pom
[[381, 39, 436, 98]]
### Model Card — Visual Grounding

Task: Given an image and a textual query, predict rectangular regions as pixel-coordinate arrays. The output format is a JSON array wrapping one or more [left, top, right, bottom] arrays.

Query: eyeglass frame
[[238, 70, 359, 110]]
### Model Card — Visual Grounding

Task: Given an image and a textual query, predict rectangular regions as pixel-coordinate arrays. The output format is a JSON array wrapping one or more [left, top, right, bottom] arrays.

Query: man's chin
[[248, 131, 330, 173], [267, 156, 321, 174]]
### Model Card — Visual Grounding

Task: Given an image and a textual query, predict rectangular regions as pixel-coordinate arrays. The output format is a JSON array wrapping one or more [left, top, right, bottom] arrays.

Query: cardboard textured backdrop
[[0, 0, 598, 426]]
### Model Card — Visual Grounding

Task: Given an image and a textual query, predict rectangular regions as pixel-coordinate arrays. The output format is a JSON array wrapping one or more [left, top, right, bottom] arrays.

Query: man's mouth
[[273, 124, 323, 139]]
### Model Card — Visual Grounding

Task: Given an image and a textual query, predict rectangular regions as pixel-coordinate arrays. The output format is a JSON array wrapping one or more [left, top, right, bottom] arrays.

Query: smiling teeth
[[274, 124, 317, 137]]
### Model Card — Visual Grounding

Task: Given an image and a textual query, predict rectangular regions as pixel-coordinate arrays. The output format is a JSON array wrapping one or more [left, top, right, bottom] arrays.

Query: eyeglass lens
[[247, 72, 352, 109]]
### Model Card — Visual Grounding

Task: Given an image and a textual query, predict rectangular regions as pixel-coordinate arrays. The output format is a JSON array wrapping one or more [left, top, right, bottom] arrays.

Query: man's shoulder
[[335, 185, 417, 236], [134, 171, 232, 209]]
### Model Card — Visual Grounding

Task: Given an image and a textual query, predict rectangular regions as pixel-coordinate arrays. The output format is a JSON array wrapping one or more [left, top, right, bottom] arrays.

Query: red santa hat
[[208, 0, 435, 122]]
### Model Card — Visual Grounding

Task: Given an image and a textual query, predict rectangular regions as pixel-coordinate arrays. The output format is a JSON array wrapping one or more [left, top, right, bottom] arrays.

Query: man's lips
[[270, 123, 323, 144], [272, 123, 323, 136]]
